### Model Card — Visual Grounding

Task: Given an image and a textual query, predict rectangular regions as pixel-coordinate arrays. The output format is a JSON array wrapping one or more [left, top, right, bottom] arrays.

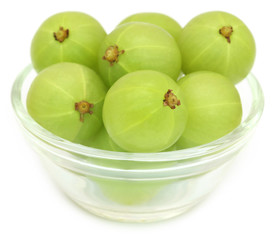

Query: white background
[[1, 0, 275, 239]]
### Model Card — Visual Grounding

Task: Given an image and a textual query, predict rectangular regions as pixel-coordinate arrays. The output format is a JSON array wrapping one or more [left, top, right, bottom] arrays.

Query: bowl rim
[[11, 64, 264, 165]]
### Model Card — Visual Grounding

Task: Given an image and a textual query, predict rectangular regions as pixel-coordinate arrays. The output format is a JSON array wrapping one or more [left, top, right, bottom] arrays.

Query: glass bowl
[[11, 65, 264, 223]]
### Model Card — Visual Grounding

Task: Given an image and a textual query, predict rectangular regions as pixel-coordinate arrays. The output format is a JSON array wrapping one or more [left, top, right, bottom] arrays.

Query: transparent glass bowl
[[11, 65, 264, 223]]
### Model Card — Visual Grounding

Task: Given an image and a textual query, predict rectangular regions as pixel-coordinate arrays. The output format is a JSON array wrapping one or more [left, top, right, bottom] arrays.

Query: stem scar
[[163, 89, 181, 109], [102, 45, 125, 66], [54, 27, 69, 43], [75, 101, 94, 122], [219, 26, 233, 43]]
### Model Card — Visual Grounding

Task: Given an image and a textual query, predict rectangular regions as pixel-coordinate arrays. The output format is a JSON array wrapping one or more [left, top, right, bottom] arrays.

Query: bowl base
[[72, 197, 204, 223]]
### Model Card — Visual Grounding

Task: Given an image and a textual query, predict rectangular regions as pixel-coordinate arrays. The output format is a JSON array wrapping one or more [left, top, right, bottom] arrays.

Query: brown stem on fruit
[[54, 27, 69, 43], [163, 89, 181, 109], [219, 26, 233, 43], [75, 101, 94, 122], [102, 45, 125, 66]]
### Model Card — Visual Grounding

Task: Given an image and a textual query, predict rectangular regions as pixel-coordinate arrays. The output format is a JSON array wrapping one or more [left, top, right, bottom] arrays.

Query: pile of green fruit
[[27, 11, 256, 153]]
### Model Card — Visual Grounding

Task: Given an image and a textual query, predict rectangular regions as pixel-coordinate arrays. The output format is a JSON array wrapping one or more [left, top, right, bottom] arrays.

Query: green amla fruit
[[31, 11, 106, 72], [27, 62, 107, 144], [176, 71, 242, 148], [178, 11, 256, 84], [103, 70, 188, 152], [118, 12, 182, 39], [93, 178, 169, 206], [98, 22, 182, 87], [84, 127, 125, 151]]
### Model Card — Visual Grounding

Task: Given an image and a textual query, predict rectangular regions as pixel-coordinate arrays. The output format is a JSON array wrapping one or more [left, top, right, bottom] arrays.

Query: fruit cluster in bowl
[[27, 11, 256, 153]]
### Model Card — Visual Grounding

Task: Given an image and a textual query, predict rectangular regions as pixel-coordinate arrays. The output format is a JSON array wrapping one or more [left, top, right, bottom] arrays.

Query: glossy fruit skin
[[31, 11, 106, 73], [103, 70, 188, 152], [118, 12, 182, 39], [178, 11, 256, 84], [85, 127, 125, 151], [98, 22, 182, 87], [162, 144, 177, 151], [27, 62, 107, 144], [176, 71, 242, 148]]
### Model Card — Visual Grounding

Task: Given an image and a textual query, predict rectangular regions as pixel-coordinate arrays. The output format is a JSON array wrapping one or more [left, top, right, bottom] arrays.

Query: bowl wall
[[11, 65, 264, 222]]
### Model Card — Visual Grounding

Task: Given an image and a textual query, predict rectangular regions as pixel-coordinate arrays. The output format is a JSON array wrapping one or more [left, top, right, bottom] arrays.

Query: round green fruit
[[84, 127, 125, 151], [103, 70, 188, 152], [98, 22, 182, 87], [31, 11, 106, 72], [27, 62, 107, 144], [93, 178, 168, 206], [118, 12, 182, 39], [178, 11, 256, 84], [176, 71, 242, 148], [162, 144, 177, 151]]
